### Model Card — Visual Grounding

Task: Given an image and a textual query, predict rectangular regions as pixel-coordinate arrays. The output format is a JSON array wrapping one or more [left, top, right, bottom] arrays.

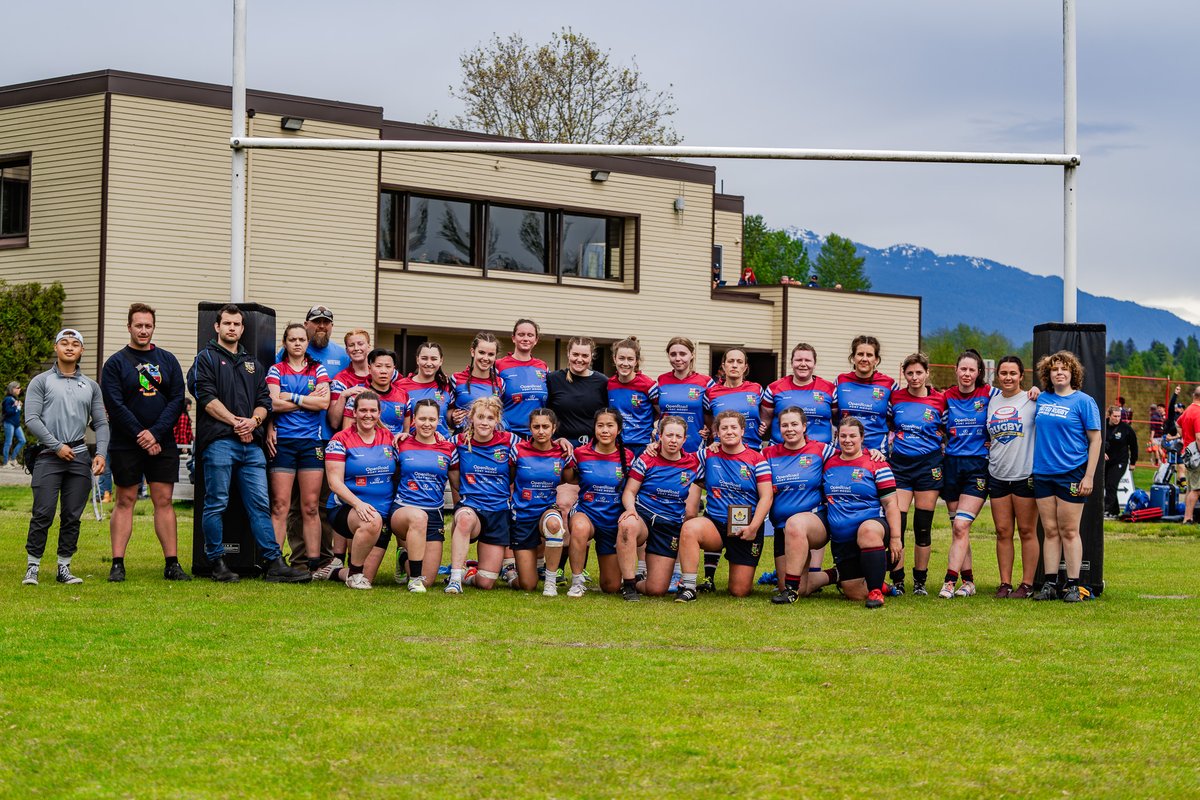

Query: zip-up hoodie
[[24, 363, 110, 458], [187, 338, 271, 453]]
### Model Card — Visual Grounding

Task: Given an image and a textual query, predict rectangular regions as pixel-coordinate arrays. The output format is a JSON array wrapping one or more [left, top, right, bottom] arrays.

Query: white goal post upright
[[228, 1, 1080, 322]]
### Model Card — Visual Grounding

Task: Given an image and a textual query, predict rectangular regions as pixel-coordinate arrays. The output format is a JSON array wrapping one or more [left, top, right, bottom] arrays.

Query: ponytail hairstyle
[[997, 354, 1025, 377], [512, 318, 540, 336], [565, 336, 596, 383], [464, 394, 505, 452], [658, 414, 689, 440], [665, 337, 697, 377], [838, 415, 866, 437], [528, 407, 559, 437], [848, 335, 881, 365], [411, 397, 441, 417], [956, 348, 987, 389], [777, 405, 808, 428], [612, 336, 642, 372], [466, 332, 501, 395], [417, 341, 451, 393], [281, 322, 315, 367], [594, 406, 628, 485], [354, 390, 381, 412]]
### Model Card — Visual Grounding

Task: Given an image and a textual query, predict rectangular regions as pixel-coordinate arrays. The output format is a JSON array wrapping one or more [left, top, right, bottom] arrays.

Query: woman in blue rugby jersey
[[565, 408, 635, 597], [509, 407, 575, 595]]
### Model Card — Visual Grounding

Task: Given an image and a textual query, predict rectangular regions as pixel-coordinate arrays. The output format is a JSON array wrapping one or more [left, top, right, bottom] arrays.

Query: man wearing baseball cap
[[275, 304, 350, 572], [21, 328, 110, 586]]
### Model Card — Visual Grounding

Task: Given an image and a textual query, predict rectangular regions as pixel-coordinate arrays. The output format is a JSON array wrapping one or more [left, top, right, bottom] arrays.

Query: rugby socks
[[571, 572, 586, 586], [824, 566, 839, 584], [861, 546, 887, 592], [681, 572, 698, 590], [307, 557, 321, 573], [112, 557, 125, 568], [164, 556, 179, 568], [636, 559, 647, 576], [891, 567, 906, 586], [450, 568, 464, 584], [944, 569, 959, 585], [703, 552, 720, 581], [913, 568, 928, 585], [785, 573, 802, 591], [348, 563, 364, 576], [961, 569, 974, 584], [544, 571, 558, 591], [409, 559, 423, 579]]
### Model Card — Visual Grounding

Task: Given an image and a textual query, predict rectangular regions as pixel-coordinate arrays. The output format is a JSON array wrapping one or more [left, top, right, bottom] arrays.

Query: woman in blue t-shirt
[[1031, 350, 1102, 603]]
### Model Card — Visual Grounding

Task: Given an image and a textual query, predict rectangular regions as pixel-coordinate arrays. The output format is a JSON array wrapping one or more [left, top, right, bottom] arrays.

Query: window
[[0, 157, 30, 244], [378, 189, 630, 283], [407, 196, 473, 266], [487, 205, 548, 274], [561, 213, 622, 280]]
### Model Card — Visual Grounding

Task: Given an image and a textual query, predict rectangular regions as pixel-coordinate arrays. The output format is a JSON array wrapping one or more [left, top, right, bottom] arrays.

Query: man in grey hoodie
[[21, 328, 109, 586]]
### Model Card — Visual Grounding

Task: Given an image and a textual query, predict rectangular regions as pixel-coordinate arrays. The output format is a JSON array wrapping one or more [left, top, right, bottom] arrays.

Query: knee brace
[[899, 509, 909, 535], [374, 529, 393, 550], [541, 511, 565, 546], [913, 507, 934, 548]]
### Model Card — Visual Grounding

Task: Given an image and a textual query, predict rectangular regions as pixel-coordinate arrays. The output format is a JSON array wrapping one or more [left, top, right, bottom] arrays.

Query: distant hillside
[[791, 229, 1199, 349]]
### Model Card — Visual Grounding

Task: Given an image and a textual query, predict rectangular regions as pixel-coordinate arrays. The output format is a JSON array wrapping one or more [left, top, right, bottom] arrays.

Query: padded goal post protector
[[191, 302, 278, 577], [1032, 322, 1107, 594]]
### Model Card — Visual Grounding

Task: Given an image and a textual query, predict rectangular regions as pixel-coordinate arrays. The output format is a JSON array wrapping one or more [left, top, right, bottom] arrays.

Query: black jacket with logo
[[187, 339, 271, 453]]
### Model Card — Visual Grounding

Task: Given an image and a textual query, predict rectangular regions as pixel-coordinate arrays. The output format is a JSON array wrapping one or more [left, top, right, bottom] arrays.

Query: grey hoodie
[[24, 363, 110, 458]]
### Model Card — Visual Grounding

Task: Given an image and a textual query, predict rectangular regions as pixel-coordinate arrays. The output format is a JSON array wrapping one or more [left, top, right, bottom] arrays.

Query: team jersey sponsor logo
[[512, 394, 523, 403], [407, 481, 419, 491], [711, 487, 722, 499], [871, 387, 885, 400], [522, 489, 533, 500], [465, 474, 477, 485], [851, 468, 865, 481], [244, 362, 255, 374], [355, 477, 367, 486], [583, 492, 595, 502]]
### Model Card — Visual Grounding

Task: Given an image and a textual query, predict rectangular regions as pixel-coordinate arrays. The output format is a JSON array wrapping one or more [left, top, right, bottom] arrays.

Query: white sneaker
[[345, 573, 372, 590], [56, 564, 83, 585], [22, 565, 38, 585], [311, 557, 342, 581], [937, 581, 955, 599], [542, 582, 558, 597], [408, 575, 427, 593], [567, 581, 587, 598], [444, 579, 462, 594], [953, 581, 976, 597], [501, 563, 518, 588]]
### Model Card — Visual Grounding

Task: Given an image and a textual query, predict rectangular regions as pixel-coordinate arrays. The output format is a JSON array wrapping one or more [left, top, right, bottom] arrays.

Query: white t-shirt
[[986, 392, 1036, 481]]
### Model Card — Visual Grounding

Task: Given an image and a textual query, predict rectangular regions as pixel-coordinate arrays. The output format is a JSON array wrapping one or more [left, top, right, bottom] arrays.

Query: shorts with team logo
[[269, 437, 324, 473], [939, 455, 989, 502], [889, 449, 944, 492], [1033, 463, 1088, 504]]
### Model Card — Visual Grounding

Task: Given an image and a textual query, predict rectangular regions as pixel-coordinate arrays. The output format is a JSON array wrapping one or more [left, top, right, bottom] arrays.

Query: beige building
[[1, 70, 920, 383]]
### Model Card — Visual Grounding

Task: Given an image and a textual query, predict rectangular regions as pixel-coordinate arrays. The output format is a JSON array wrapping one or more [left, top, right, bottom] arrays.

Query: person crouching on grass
[[509, 408, 575, 595], [21, 328, 109, 586]]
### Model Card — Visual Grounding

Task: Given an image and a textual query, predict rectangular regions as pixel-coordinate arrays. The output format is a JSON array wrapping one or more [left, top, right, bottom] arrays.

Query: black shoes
[[697, 577, 716, 593], [164, 562, 192, 581], [108, 562, 126, 583], [209, 558, 240, 583], [620, 584, 641, 602], [263, 557, 313, 584], [770, 587, 798, 605]]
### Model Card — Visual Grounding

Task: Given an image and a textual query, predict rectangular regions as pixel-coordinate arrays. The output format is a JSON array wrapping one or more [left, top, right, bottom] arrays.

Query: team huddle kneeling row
[[18, 303, 1103, 607]]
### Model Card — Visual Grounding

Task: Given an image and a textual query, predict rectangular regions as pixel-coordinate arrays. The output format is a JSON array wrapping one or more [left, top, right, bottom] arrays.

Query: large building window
[[379, 189, 630, 283], [0, 157, 31, 245], [407, 195, 474, 266], [487, 205, 548, 274]]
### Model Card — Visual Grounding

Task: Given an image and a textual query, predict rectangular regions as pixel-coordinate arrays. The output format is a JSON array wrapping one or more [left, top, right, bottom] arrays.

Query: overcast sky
[[5, 1, 1197, 322]]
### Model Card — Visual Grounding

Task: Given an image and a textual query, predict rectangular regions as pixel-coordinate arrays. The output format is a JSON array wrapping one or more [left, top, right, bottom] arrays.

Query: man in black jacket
[[101, 303, 190, 582], [1104, 404, 1138, 517], [187, 304, 309, 583]]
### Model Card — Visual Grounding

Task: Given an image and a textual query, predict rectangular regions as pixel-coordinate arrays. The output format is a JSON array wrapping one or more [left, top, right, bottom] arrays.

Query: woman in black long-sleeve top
[[1104, 405, 1138, 517]]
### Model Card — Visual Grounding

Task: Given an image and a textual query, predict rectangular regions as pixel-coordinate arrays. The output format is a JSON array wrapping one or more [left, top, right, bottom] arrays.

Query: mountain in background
[[790, 228, 1197, 349]]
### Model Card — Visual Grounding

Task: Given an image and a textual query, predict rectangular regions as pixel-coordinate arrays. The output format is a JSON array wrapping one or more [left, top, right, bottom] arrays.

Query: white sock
[[682, 572, 697, 589], [57, 557, 71, 567], [571, 572, 585, 585], [544, 572, 557, 589], [637, 559, 646, 575], [450, 568, 463, 583], [502, 557, 515, 571], [537, 557, 546, 571], [27, 557, 40, 567]]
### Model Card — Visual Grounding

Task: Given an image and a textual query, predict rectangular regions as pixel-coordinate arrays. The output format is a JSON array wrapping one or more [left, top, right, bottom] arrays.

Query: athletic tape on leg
[[476, 569, 500, 580], [541, 511, 564, 546], [954, 511, 977, 523]]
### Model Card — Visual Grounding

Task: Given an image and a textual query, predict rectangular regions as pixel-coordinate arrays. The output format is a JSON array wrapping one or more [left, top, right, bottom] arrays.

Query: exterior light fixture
[[280, 116, 304, 131], [590, 170, 610, 182], [673, 196, 686, 213]]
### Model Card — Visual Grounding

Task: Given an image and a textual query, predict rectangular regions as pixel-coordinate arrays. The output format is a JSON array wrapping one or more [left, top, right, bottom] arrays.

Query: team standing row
[[17, 304, 1103, 607]]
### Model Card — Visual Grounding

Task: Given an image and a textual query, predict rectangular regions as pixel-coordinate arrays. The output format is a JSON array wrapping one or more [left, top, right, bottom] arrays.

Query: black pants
[[26, 453, 93, 561], [1104, 459, 1127, 516]]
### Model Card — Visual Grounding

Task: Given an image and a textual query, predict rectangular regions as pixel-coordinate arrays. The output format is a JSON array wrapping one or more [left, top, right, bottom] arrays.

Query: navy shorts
[[890, 449, 944, 493], [1033, 464, 1088, 504], [269, 437, 324, 473], [388, 505, 445, 543], [454, 503, 510, 547], [636, 509, 682, 559], [989, 475, 1035, 499], [829, 537, 864, 582], [572, 509, 619, 556], [940, 455, 989, 502], [510, 508, 561, 551], [110, 447, 180, 487], [707, 513, 765, 568], [770, 507, 829, 559], [328, 503, 389, 541]]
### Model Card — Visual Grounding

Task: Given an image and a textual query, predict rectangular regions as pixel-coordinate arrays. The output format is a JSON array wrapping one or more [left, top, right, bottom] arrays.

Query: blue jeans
[[200, 438, 281, 563], [2, 422, 25, 464]]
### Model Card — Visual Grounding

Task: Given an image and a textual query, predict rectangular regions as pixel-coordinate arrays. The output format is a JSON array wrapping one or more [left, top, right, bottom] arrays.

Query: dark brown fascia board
[[713, 193, 744, 213], [0, 69, 383, 129], [381, 120, 717, 186]]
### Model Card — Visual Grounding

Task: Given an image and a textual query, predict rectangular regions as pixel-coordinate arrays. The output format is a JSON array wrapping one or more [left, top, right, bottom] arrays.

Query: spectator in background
[[1118, 396, 1133, 425], [806, 275, 820, 288], [21, 329, 109, 586], [738, 267, 758, 286], [1148, 403, 1164, 466], [2, 381, 24, 468], [1103, 405, 1138, 518], [175, 397, 194, 448], [1178, 386, 1200, 525]]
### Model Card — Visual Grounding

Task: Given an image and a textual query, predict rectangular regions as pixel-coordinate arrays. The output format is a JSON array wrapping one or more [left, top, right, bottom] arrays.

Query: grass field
[[2, 483, 1198, 799]]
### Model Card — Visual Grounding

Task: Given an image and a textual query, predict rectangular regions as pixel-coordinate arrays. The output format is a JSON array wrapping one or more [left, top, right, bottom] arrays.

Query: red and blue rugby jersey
[[699, 446, 772, 525], [330, 367, 369, 404], [325, 428, 397, 518], [451, 370, 506, 429], [762, 440, 837, 525], [889, 387, 947, 458], [574, 442, 634, 530], [823, 453, 896, 541], [394, 437, 457, 510], [656, 372, 714, 452], [455, 430, 517, 512], [835, 372, 897, 452], [344, 383, 409, 436], [943, 385, 999, 458], [509, 439, 573, 522], [496, 355, 549, 437], [266, 360, 330, 439], [761, 375, 837, 445], [608, 372, 659, 446], [704, 381, 765, 450], [629, 450, 703, 524], [397, 376, 454, 439]]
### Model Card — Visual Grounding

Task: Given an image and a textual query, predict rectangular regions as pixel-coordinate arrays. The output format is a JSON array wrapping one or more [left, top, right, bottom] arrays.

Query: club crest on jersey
[[535, 370, 546, 381], [922, 408, 935, 422], [745, 394, 757, 405], [680, 471, 692, 485], [975, 477, 986, 491], [813, 392, 826, 403], [244, 362, 255, 374], [434, 391, 445, 402], [669, 536, 679, 552], [553, 461, 563, 476], [871, 387, 885, 400], [435, 454, 447, 469], [493, 448, 506, 462], [851, 468, 865, 481], [931, 467, 943, 481], [383, 446, 395, 459], [631, 396, 643, 407], [687, 387, 700, 399], [738, 464, 750, 479], [798, 455, 813, 467], [307, 379, 316, 391], [974, 399, 985, 411]]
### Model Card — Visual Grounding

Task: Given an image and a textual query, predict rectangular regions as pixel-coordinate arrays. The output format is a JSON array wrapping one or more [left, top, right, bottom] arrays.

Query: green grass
[[1, 484, 1199, 798]]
